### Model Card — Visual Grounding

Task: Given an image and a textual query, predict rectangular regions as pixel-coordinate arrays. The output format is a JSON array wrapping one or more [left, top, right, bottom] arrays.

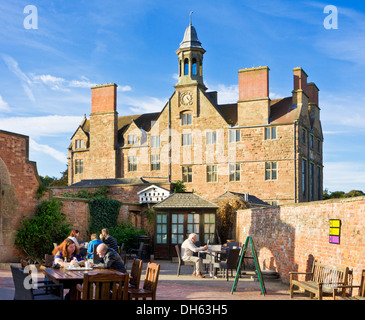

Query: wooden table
[[43, 268, 119, 300]]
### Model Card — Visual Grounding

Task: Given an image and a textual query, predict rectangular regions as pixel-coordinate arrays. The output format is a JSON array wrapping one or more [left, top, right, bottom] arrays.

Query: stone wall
[[0, 130, 40, 262], [236, 196, 365, 285]]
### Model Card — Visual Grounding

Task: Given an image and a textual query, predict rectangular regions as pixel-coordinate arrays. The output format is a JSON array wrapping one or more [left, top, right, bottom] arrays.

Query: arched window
[[192, 58, 197, 75], [184, 58, 189, 75]]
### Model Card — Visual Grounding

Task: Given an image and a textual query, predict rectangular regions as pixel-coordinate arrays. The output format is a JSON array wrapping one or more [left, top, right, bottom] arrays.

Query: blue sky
[[0, 0, 364, 193]]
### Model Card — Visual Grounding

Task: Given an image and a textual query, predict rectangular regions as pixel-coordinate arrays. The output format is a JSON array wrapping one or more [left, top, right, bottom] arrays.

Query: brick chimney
[[237, 66, 270, 125], [238, 66, 269, 101], [308, 82, 319, 106], [292, 67, 308, 108], [308, 82, 320, 121], [89, 83, 118, 179], [91, 83, 117, 114]]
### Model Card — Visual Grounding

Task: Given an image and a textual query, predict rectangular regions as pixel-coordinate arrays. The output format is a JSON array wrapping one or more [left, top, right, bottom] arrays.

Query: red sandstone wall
[[0, 130, 40, 262], [236, 196, 365, 285]]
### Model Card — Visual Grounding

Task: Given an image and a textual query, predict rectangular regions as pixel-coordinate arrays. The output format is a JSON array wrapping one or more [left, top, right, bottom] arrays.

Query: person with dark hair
[[99, 228, 119, 252], [68, 229, 80, 247]]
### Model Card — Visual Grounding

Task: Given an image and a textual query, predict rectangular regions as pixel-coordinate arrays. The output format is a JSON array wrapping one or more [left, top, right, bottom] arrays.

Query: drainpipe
[[294, 121, 297, 203], [168, 99, 172, 183]]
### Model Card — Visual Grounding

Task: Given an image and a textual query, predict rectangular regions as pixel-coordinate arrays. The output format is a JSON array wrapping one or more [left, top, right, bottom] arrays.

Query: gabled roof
[[137, 184, 170, 195], [214, 191, 271, 208], [153, 192, 219, 209]]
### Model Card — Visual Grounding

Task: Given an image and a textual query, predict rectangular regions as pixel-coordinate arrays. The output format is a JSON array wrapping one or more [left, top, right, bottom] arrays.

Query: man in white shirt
[[181, 233, 208, 278]]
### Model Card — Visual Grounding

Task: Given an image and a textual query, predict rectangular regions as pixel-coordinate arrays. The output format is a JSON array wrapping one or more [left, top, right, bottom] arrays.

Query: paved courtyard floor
[[0, 260, 313, 301]]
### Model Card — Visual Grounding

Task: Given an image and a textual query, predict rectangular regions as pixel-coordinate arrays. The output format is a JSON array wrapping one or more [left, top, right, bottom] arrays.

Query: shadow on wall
[[245, 206, 314, 282]]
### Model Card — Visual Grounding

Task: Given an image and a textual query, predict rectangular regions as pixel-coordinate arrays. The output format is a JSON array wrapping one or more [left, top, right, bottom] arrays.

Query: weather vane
[[190, 11, 193, 25]]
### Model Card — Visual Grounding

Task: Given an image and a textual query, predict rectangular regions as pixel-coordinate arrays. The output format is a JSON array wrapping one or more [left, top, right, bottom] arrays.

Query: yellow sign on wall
[[329, 219, 341, 244]]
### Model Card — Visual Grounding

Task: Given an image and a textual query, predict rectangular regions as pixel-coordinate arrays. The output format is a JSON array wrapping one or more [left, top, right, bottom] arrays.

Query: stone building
[[68, 21, 323, 205]]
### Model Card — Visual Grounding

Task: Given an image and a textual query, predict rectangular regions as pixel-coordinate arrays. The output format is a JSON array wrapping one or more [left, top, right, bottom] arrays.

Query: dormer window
[[128, 135, 137, 144], [75, 140, 84, 149]]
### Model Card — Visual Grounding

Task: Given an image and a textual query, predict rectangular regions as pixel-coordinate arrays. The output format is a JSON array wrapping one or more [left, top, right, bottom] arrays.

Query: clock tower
[[175, 13, 207, 92]]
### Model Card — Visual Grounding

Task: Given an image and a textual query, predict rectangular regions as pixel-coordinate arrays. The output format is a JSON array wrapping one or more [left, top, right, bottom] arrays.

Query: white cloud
[[117, 85, 132, 92], [0, 115, 82, 139], [2, 54, 35, 102], [321, 94, 365, 129], [324, 161, 365, 192], [121, 96, 166, 114], [0, 95, 10, 112], [207, 83, 238, 104], [29, 138, 67, 164]]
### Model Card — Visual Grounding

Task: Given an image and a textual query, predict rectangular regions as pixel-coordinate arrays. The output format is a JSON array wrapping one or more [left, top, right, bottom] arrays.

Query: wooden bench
[[290, 262, 349, 300], [333, 269, 365, 300]]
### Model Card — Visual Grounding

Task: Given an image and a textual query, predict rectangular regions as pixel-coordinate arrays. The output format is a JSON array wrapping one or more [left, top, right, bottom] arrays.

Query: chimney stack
[[238, 66, 269, 101], [308, 82, 319, 106], [237, 66, 270, 126], [91, 83, 117, 114]]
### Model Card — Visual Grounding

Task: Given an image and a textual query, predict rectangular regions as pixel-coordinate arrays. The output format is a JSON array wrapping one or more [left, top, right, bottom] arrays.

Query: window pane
[[178, 225, 184, 233], [194, 225, 199, 233], [178, 214, 184, 223], [271, 127, 277, 139], [171, 235, 177, 244], [172, 214, 177, 223], [265, 128, 270, 139]]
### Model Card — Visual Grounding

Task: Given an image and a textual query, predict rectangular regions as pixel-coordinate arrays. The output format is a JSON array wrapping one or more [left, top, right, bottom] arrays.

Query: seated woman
[[52, 238, 83, 267]]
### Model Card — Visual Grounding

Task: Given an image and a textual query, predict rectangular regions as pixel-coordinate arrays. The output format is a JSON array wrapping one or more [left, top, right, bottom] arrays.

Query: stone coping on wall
[[242, 195, 365, 211]]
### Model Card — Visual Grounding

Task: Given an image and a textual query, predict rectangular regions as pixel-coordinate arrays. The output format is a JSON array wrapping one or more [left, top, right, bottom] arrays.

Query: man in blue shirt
[[87, 234, 103, 259]]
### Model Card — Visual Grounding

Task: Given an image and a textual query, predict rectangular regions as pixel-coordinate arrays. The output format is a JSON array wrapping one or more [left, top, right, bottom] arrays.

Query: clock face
[[181, 91, 193, 106]]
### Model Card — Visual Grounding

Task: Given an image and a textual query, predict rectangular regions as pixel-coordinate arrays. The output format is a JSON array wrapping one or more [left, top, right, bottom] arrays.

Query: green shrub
[[15, 199, 71, 263], [109, 222, 147, 251]]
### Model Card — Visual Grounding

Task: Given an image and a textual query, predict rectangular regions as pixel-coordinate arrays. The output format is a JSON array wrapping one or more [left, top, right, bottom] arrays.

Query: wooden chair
[[43, 254, 54, 267], [11, 265, 63, 300], [128, 262, 160, 300], [333, 269, 365, 300], [119, 243, 125, 254], [175, 244, 194, 276], [93, 244, 101, 264], [76, 272, 129, 300], [129, 258, 143, 288]]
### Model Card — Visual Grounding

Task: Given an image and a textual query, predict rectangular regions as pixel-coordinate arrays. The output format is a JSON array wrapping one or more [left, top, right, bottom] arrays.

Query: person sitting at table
[[87, 233, 103, 259], [93, 243, 127, 273], [52, 238, 83, 267], [181, 233, 208, 278], [99, 228, 119, 252], [67, 229, 81, 247]]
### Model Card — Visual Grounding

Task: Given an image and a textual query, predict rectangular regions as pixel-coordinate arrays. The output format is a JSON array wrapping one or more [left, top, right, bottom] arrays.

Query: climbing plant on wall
[[88, 198, 122, 235]]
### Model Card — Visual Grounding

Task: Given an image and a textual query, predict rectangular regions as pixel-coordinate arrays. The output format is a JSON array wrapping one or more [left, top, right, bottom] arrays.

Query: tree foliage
[[172, 180, 186, 193], [215, 196, 247, 243], [323, 189, 364, 200], [14, 199, 71, 263]]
